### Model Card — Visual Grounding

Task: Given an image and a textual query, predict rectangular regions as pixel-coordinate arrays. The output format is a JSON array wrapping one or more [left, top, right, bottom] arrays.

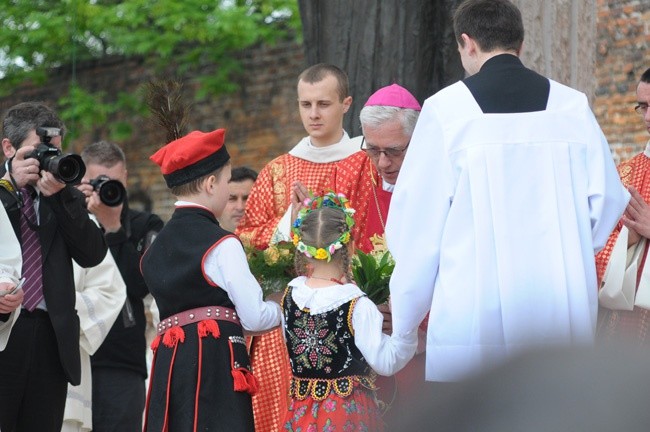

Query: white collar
[[644, 139, 650, 158], [288, 275, 365, 314], [288, 132, 361, 163], [175, 200, 210, 211]]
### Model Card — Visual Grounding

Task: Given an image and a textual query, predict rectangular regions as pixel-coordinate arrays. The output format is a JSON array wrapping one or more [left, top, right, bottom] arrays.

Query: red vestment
[[238, 154, 343, 249], [334, 151, 390, 253], [596, 151, 650, 345]]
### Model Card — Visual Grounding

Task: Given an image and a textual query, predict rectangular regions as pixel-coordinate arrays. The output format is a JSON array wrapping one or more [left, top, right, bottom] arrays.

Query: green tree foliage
[[0, 0, 300, 140]]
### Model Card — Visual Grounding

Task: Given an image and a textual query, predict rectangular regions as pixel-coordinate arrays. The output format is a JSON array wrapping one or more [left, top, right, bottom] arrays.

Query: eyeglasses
[[360, 137, 409, 159], [634, 104, 649, 116]]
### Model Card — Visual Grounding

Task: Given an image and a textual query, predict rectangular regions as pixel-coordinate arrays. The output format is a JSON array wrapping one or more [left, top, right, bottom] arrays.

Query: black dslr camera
[[26, 127, 86, 184], [89, 175, 126, 207]]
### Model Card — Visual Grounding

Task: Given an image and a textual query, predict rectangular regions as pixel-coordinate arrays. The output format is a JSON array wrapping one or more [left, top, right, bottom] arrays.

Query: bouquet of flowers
[[351, 246, 394, 305], [246, 241, 296, 298]]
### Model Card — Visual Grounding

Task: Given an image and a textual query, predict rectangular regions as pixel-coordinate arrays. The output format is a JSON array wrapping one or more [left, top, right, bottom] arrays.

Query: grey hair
[[359, 105, 420, 137], [2, 102, 65, 149]]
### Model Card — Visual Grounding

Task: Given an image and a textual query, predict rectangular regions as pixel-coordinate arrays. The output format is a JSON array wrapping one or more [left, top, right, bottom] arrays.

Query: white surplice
[[386, 79, 629, 382], [0, 204, 22, 350], [62, 248, 126, 432]]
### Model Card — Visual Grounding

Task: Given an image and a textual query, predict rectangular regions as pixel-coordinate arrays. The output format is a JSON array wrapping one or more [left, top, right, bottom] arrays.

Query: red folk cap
[[150, 129, 230, 188]]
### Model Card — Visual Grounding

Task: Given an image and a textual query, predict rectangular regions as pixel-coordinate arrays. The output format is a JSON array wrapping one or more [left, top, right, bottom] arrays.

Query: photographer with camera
[[76, 140, 163, 432], [0, 101, 108, 431]]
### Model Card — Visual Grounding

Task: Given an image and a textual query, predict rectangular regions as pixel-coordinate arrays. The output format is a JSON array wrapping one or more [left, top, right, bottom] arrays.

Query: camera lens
[[46, 154, 86, 184], [98, 180, 126, 207]]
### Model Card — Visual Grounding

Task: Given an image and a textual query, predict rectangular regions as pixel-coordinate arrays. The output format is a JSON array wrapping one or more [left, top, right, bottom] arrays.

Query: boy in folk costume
[[142, 129, 282, 431]]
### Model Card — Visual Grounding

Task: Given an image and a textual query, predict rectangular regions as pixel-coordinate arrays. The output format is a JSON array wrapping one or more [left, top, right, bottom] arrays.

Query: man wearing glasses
[[334, 83, 420, 253], [596, 67, 650, 346]]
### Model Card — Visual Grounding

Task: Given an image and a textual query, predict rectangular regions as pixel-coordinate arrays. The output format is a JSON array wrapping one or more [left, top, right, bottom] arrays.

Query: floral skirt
[[283, 386, 384, 432]]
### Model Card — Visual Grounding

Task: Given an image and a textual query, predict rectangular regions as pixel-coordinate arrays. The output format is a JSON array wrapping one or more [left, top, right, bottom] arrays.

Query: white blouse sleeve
[[204, 237, 282, 332], [351, 296, 417, 376]]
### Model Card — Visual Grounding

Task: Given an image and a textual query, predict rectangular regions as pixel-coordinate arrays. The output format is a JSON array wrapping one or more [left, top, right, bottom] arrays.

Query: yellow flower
[[369, 234, 387, 253], [280, 247, 291, 257], [314, 248, 329, 260], [341, 232, 351, 244], [292, 233, 300, 246], [263, 246, 280, 265]]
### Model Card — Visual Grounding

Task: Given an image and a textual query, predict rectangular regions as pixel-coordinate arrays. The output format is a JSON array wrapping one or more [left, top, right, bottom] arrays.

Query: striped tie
[[19, 186, 44, 311]]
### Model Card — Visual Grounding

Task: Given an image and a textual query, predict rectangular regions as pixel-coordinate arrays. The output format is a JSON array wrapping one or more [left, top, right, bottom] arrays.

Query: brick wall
[[595, 0, 650, 164]]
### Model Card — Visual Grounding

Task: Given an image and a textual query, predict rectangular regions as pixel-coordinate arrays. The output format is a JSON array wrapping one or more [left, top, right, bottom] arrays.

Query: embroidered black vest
[[282, 286, 376, 401]]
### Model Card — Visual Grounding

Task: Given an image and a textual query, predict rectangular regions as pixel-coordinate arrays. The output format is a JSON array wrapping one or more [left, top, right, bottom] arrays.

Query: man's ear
[[516, 41, 524, 57], [1, 138, 16, 159], [461, 33, 477, 56], [342, 96, 353, 113]]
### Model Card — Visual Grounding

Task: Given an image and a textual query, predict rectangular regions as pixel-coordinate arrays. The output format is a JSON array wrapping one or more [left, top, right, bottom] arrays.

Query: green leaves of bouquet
[[351, 249, 394, 305], [246, 241, 296, 298]]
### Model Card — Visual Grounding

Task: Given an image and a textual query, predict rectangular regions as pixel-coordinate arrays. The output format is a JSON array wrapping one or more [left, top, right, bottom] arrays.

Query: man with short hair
[[238, 63, 359, 249], [386, 0, 628, 382], [237, 63, 359, 432], [77, 140, 164, 432], [0, 102, 107, 431], [596, 67, 650, 345], [218, 166, 257, 232]]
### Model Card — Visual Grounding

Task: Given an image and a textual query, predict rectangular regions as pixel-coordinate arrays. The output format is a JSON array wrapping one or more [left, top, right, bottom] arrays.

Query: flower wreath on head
[[291, 191, 356, 262]]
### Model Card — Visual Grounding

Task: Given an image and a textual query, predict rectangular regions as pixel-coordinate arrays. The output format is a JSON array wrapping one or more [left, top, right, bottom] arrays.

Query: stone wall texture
[[0, 2, 648, 220], [594, 0, 650, 164]]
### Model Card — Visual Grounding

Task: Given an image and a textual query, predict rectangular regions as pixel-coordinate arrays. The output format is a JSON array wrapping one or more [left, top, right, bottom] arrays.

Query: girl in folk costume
[[282, 192, 416, 431], [142, 129, 282, 432]]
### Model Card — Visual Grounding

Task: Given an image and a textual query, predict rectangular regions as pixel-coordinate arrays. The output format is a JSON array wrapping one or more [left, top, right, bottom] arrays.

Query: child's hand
[[416, 328, 427, 355], [266, 291, 284, 305], [377, 301, 392, 334]]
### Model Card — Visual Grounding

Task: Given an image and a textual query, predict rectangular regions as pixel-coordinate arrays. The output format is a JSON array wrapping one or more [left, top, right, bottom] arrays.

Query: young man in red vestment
[[596, 67, 650, 345], [237, 64, 359, 432]]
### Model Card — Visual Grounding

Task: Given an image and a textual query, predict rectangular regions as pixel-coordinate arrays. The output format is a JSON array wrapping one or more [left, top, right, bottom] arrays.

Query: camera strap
[[3, 157, 24, 205], [0, 178, 15, 194]]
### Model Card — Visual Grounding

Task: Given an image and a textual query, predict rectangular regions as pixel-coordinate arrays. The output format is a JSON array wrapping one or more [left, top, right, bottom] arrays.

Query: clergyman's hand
[[290, 181, 310, 225], [622, 187, 650, 241]]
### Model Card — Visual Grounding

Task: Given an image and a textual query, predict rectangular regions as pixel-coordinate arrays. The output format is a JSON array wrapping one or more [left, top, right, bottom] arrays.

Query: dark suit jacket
[[0, 175, 107, 385]]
